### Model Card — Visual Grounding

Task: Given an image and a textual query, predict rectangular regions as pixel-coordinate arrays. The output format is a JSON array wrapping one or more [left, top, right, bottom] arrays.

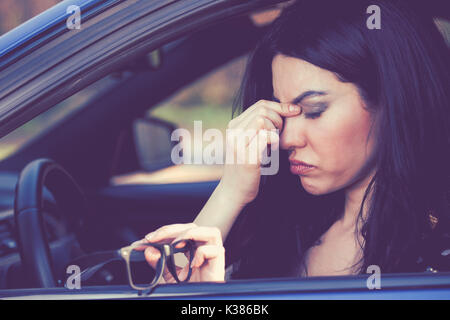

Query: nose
[[280, 116, 307, 152]]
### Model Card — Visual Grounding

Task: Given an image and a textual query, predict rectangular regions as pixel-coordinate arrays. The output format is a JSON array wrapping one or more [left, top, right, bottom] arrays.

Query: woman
[[142, 0, 450, 282]]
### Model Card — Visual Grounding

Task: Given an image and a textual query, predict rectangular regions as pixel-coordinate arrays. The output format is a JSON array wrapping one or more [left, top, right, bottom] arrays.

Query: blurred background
[[0, 0, 60, 36], [0, 0, 252, 184]]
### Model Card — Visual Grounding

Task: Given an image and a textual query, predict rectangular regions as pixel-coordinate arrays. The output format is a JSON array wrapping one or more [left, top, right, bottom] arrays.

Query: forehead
[[271, 54, 340, 99]]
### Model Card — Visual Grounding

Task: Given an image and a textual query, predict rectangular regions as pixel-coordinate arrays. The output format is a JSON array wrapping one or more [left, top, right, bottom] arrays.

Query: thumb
[[144, 246, 161, 270], [144, 247, 176, 283]]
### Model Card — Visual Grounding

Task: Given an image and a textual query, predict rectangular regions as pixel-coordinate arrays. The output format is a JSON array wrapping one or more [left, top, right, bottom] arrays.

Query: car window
[[110, 55, 248, 185]]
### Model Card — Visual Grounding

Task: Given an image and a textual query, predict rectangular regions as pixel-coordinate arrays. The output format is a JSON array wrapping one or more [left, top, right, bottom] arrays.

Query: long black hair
[[225, 0, 450, 279]]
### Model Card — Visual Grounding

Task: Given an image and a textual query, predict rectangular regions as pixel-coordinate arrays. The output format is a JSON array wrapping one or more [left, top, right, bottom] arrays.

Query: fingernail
[[145, 232, 155, 241], [172, 238, 183, 249], [289, 104, 300, 112], [175, 241, 184, 249]]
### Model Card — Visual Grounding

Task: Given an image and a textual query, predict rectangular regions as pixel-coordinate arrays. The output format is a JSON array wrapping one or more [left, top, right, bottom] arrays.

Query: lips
[[289, 158, 314, 166], [289, 159, 316, 175]]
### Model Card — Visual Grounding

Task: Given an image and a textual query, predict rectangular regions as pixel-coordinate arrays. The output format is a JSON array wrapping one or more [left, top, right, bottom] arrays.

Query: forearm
[[193, 180, 246, 241]]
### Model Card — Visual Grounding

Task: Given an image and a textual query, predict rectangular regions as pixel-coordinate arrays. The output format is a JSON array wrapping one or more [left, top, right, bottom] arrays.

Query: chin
[[299, 176, 322, 195], [299, 176, 335, 196]]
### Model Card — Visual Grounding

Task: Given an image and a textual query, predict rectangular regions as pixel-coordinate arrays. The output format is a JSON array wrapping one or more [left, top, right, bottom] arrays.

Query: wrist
[[216, 179, 248, 211]]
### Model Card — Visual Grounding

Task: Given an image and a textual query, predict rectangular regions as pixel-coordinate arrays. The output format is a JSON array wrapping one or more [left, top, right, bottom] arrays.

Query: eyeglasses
[[63, 239, 196, 293]]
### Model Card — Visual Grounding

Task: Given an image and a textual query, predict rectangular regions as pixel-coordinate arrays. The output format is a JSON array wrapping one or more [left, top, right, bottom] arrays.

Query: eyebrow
[[272, 90, 328, 104]]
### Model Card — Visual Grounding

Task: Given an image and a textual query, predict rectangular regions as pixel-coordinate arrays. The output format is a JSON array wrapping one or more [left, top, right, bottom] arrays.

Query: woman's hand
[[142, 223, 225, 283], [219, 99, 301, 206]]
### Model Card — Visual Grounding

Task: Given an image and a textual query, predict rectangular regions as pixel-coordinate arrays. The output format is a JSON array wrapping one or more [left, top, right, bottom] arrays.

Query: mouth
[[289, 159, 316, 175]]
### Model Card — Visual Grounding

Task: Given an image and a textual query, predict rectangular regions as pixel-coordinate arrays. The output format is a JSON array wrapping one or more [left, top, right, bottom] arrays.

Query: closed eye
[[304, 111, 323, 119], [302, 103, 327, 119]]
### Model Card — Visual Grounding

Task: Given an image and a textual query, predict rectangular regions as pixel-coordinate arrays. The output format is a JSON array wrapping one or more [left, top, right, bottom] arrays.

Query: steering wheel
[[14, 159, 87, 288]]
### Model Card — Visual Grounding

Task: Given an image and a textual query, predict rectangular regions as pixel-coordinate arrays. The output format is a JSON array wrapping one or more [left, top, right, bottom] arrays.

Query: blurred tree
[[0, 0, 60, 36], [170, 57, 247, 108]]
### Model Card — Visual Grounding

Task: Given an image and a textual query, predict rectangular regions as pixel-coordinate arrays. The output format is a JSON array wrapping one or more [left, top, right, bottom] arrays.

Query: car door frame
[[1, 272, 450, 299]]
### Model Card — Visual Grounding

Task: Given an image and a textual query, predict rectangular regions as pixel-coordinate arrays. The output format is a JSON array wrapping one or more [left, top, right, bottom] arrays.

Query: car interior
[[0, 6, 274, 290]]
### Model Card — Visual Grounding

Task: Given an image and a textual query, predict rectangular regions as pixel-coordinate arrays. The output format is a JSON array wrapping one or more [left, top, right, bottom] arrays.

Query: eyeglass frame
[[119, 239, 196, 291], [63, 239, 196, 293]]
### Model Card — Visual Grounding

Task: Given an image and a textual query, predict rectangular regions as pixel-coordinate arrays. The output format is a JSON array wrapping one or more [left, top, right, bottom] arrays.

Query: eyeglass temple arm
[[61, 247, 151, 284], [61, 250, 121, 285]]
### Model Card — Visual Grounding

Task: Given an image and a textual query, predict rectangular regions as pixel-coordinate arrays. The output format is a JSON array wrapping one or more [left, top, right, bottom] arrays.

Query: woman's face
[[272, 54, 377, 195]]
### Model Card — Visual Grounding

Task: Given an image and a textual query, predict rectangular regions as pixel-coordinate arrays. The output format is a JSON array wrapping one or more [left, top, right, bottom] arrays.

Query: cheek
[[310, 106, 374, 174]]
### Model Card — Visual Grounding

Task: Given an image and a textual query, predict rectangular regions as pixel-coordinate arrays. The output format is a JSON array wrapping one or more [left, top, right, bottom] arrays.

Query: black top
[[225, 218, 450, 281]]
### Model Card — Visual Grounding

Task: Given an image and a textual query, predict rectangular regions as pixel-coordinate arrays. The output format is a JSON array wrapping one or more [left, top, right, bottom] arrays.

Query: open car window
[[110, 55, 248, 185]]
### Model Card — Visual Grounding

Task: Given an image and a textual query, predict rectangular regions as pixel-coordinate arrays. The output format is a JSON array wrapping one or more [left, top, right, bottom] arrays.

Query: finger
[[229, 100, 297, 130], [191, 245, 225, 269], [145, 223, 197, 243], [243, 128, 272, 165], [144, 247, 177, 283], [226, 117, 278, 165], [243, 117, 277, 149], [161, 269, 177, 283], [171, 226, 223, 247], [261, 117, 278, 133], [227, 118, 261, 165], [257, 126, 280, 145], [239, 107, 284, 131], [241, 100, 301, 119], [228, 115, 276, 154], [257, 129, 280, 165], [226, 117, 261, 149], [131, 239, 149, 251], [144, 246, 161, 270], [240, 120, 277, 165], [177, 264, 191, 282], [237, 112, 279, 140], [267, 128, 280, 148]]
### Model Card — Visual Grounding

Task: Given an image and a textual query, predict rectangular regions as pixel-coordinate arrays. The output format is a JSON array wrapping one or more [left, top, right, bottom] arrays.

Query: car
[[0, 0, 449, 300]]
